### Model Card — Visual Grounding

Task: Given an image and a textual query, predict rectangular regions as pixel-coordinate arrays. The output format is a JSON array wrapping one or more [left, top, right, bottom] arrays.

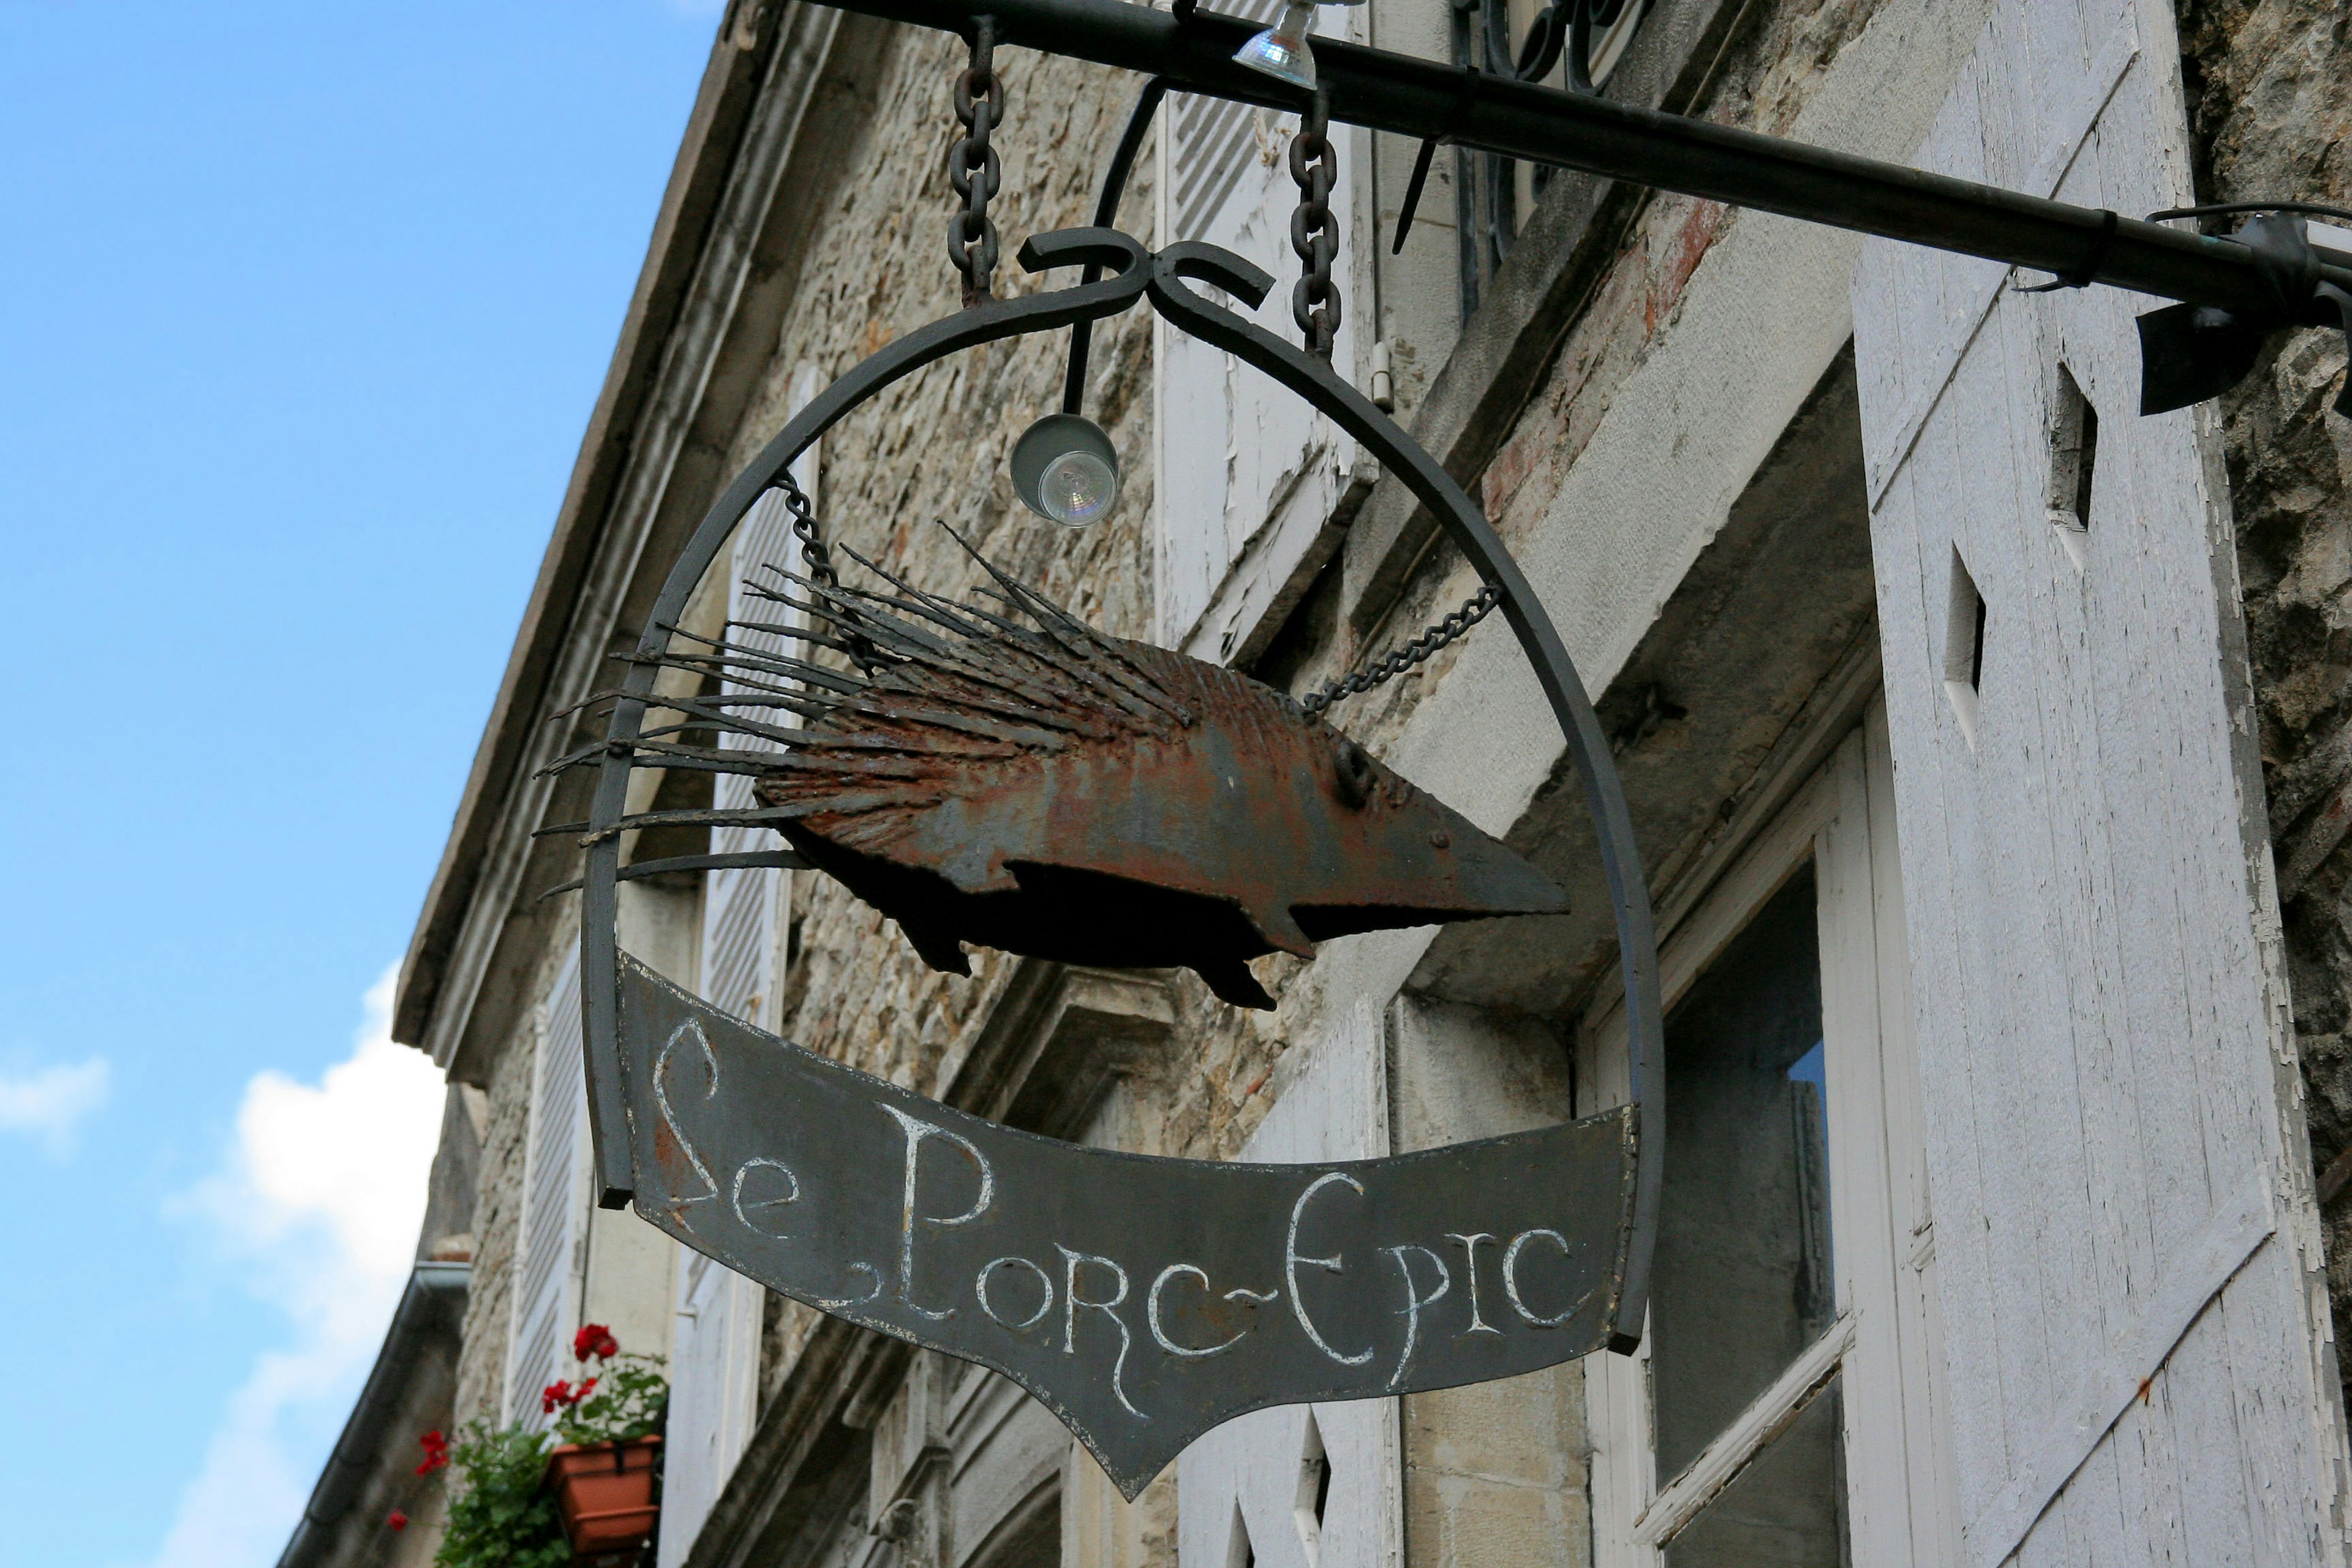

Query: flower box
[[545, 1434, 661, 1558]]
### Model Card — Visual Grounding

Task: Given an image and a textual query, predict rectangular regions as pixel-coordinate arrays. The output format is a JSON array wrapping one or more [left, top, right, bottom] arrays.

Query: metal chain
[[946, 18, 1004, 307], [774, 467, 838, 592], [769, 466, 882, 669], [1289, 92, 1340, 359], [1300, 583, 1502, 715], [1286, 88, 1492, 717]]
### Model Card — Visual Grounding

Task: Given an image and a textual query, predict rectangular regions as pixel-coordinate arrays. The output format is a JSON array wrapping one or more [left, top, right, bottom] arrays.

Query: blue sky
[[0, 6, 715, 1564]]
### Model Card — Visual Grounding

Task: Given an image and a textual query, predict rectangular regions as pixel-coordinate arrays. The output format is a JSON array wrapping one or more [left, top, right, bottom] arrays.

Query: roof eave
[[393, 3, 785, 1053]]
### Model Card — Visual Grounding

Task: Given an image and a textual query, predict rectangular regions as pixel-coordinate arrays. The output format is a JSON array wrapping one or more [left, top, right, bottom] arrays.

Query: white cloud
[[145, 966, 448, 1568], [0, 1055, 110, 1154]]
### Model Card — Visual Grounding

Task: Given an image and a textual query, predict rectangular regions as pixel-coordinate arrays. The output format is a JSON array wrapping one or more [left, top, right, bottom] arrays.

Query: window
[[1453, 0, 1651, 318], [1649, 867, 1845, 1564], [1942, 549, 1985, 746], [2046, 363, 2096, 571], [1583, 702, 1958, 1566]]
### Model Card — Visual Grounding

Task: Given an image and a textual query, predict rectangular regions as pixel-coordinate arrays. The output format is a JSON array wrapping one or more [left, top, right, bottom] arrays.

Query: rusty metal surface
[[620, 955, 1635, 1498], [697, 541, 1564, 1009]]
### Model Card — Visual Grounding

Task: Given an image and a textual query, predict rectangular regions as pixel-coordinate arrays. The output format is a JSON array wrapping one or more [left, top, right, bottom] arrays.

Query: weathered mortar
[[2177, 0, 2352, 1390]]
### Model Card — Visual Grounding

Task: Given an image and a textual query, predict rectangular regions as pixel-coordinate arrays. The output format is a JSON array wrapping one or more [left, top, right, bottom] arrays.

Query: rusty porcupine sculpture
[[584, 529, 1568, 1010]]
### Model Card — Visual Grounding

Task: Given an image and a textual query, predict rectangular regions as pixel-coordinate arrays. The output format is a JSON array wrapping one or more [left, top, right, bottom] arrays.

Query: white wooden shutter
[[508, 944, 590, 1429], [660, 387, 820, 1562], [1815, 708, 1961, 1566], [701, 480, 798, 1020], [1155, 5, 1359, 665], [709, 368, 820, 919], [658, 1246, 766, 1568], [1852, 1, 2350, 1562], [1178, 1002, 1400, 1568]]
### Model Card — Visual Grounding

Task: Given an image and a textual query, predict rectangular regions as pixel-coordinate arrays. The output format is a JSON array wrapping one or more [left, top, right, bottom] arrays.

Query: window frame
[[1580, 698, 1959, 1566]]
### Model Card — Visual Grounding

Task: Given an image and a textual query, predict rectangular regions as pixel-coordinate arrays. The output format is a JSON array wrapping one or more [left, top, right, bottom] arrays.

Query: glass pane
[[1666, 1376, 1850, 1568], [1650, 865, 1835, 1479]]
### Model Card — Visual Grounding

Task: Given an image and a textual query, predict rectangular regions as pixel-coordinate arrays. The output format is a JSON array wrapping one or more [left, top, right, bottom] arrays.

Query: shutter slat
[[662, 423, 815, 1565], [510, 948, 587, 1429]]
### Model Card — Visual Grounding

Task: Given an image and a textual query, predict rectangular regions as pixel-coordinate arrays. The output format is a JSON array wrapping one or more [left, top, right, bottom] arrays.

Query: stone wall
[[2177, 0, 2352, 1389], [447, 922, 562, 1435]]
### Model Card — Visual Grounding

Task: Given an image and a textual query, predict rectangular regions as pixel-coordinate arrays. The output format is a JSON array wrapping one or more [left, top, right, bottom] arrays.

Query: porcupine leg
[[1196, 957, 1276, 1011], [897, 918, 972, 976]]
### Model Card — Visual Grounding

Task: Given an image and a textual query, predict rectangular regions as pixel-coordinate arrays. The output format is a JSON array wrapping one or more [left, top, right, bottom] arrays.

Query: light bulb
[[1011, 413, 1121, 529], [1234, 1, 1318, 90], [1038, 448, 1118, 527]]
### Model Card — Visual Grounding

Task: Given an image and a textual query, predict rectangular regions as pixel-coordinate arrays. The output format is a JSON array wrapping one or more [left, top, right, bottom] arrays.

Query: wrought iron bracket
[[2137, 212, 2352, 415], [802, 0, 2352, 410]]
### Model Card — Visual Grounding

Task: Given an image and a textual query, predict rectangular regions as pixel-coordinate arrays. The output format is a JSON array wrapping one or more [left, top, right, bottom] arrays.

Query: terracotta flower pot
[[545, 1434, 661, 1557]]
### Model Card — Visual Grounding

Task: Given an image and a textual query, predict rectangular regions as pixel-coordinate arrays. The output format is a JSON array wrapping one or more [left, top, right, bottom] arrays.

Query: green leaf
[[433, 1422, 573, 1568]]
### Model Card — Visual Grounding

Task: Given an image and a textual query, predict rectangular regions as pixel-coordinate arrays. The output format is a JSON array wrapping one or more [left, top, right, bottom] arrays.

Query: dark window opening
[[1247, 554, 1345, 699], [1649, 866, 1847, 1565], [1970, 590, 1988, 693], [1228, 1501, 1256, 1568], [1294, 1410, 1332, 1559]]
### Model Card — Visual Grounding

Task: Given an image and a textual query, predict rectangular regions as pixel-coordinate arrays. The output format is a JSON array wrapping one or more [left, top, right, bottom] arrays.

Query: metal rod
[[841, 0, 2351, 312], [1064, 75, 1167, 413]]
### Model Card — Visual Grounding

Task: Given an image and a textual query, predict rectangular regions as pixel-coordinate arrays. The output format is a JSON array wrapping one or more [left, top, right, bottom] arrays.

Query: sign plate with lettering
[[619, 956, 1637, 1496]]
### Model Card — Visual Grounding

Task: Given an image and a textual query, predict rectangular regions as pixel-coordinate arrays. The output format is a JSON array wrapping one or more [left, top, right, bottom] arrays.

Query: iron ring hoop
[[581, 225, 1664, 1352]]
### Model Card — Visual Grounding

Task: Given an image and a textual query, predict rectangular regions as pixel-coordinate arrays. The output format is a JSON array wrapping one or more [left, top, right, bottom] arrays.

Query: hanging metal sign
[[560, 227, 1665, 1494], [530, 0, 2352, 1497]]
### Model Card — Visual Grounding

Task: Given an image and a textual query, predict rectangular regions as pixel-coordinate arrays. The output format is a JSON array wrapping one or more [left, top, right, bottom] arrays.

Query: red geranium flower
[[415, 1429, 449, 1475], [386, 1510, 409, 1532], [576, 1377, 598, 1401], [573, 1323, 618, 1362], [541, 1379, 573, 1414]]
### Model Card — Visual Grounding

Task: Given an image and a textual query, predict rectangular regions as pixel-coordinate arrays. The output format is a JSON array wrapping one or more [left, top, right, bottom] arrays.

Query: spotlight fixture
[[1233, 0, 1319, 90], [1011, 412, 1121, 527]]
